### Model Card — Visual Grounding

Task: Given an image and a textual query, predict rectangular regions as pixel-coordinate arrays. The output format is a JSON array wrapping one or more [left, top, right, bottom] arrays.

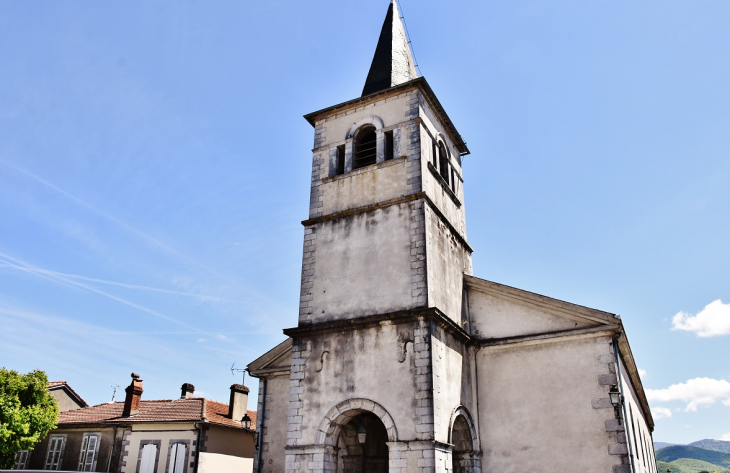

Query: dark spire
[[362, 0, 418, 97]]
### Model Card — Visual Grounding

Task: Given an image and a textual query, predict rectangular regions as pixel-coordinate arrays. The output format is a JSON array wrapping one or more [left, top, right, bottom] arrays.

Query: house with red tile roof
[[47, 381, 89, 412], [20, 374, 256, 473]]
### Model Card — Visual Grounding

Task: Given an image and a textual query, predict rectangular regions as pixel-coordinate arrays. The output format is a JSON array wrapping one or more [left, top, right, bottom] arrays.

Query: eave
[[303, 77, 470, 156]]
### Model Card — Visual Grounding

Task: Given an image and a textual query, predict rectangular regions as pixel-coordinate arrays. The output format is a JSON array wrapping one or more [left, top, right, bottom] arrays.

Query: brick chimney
[[228, 384, 249, 422], [122, 373, 143, 417], [180, 383, 195, 399]]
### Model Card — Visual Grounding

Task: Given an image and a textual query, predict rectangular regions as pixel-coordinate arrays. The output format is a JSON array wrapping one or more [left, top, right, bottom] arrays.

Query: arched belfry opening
[[354, 125, 377, 169], [336, 412, 389, 473]]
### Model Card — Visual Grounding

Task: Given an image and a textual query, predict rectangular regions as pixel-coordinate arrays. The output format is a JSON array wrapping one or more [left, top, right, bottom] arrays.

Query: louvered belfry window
[[354, 125, 377, 169]]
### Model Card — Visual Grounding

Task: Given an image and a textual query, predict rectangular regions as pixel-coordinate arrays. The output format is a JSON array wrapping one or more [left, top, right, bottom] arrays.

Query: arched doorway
[[316, 399, 397, 473], [336, 412, 389, 473], [449, 408, 480, 473]]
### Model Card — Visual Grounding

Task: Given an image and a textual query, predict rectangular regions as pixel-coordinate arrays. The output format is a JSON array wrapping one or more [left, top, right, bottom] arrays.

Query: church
[[248, 3, 656, 473]]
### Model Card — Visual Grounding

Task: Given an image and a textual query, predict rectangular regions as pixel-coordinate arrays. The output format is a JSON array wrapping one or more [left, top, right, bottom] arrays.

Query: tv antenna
[[230, 362, 246, 385], [110, 382, 120, 402]]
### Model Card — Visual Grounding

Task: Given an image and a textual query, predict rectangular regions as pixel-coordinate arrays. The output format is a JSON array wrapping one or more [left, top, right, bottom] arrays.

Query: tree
[[0, 368, 59, 469]]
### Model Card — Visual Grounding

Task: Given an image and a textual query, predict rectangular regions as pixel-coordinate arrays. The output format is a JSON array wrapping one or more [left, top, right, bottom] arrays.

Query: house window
[[353, 125, 377, 169], [45, 435, 66, 470], [384, 130, 394, 160], [13, 450, 30, 470], [336, 145, 346, 175], [167, 442, 189, 473], [78, 433, 101, 471], [438, 142, 450, 184], [138, 441, 161, 473]]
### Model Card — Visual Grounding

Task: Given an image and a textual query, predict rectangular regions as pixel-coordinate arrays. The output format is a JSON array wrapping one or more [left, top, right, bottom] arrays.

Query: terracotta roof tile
[[58, 398, 253, 430]]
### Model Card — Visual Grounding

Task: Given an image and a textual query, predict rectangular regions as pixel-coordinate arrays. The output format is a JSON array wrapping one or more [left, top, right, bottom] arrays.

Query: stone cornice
[[478, 324, 621, 350], [283, 307, 472, 343], [464, 275, 618, 325], [303, 77, 469, 155], [302, 193, 473, 254]]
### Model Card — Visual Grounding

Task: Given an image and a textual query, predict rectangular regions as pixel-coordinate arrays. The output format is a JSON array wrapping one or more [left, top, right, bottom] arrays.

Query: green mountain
[[656, 445, 730, 469], [657, 458, 730, 473], [689, 440, 730, 455]]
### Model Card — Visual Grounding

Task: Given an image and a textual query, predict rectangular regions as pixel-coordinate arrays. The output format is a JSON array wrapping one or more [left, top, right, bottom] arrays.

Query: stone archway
[[316, 399, 397, 447], [448, 407, 481, 473], [316, 399, 397, 473]]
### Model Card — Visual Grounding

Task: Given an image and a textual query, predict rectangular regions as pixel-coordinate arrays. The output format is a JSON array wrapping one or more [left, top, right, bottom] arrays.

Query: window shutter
[[139, 443, 158, 473], [82, 435, 99, 471], [46, 437, 65, 470], [170, 444, 186, 473]]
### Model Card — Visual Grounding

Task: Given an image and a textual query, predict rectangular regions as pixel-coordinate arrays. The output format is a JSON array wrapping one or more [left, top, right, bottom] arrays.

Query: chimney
[[228, 384, 249, 422], [180, 383, 195, 399], [122, 373, 143, 417]]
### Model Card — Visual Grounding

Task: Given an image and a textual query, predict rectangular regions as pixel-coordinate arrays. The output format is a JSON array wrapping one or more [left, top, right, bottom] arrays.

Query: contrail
[[0, 254, 202, 332], [0, 160, 290, 312]]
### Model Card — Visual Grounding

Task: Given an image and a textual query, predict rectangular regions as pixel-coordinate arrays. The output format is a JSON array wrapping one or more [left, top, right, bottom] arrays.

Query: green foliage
[[656, 446, 730, 469], [657, 457, 730, 473], [0, 368, 59, 469]]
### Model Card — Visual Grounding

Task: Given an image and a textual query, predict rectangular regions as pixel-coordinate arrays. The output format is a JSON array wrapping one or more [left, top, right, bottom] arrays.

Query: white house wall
[[121, 425, 197, 473], [199, 452, 252, 473]]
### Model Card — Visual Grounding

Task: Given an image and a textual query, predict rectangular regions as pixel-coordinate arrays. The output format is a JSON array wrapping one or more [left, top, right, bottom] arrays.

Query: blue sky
[[1, 1, 728, 444]]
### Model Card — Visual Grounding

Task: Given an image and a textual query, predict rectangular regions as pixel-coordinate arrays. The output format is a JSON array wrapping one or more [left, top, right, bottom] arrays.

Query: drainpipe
[[246, 369, 266, 473], [106, 426, 117, 472], [194, 424, 202, 473], [613, 332, 636, 473]]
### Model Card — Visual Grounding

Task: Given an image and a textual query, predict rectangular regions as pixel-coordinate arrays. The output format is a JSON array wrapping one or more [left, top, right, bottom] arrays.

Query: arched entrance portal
[[336, 412, 388, 473], [316, 399, 397, 473]]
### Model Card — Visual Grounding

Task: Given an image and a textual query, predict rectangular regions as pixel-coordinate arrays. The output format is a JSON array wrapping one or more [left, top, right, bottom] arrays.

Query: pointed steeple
[[361, 0, 419, 97]]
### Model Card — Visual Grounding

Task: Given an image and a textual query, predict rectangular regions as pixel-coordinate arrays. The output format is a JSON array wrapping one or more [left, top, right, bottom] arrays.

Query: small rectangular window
[[14, 450, 30, 470], [45, 436, 66, 470], [336, 145, 345, 175], [384, 130, 394, 161], [78, 433, 100, 471]]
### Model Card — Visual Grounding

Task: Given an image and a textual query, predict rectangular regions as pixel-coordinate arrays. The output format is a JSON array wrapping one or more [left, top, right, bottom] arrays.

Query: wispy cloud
[[0, 253, 245, 305], [651, 407, 672, 419], [672, 300, 730, 337], [0, 252, 200, 332], [721, 433, 730, 441], [638, 368, 647, 379], [646, 377, 730, 412], [0, 161, 292, 322]]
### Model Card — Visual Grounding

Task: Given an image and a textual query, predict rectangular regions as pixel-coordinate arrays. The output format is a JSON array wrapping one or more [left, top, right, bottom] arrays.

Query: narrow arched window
[[438, 142, 450, 183], [354, 125, 377, 169]]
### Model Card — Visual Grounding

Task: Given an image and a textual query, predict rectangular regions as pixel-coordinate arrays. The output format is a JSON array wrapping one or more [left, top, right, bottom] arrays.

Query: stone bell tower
[[262, 3, 481, 473], [297, 2, 472, 330]]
